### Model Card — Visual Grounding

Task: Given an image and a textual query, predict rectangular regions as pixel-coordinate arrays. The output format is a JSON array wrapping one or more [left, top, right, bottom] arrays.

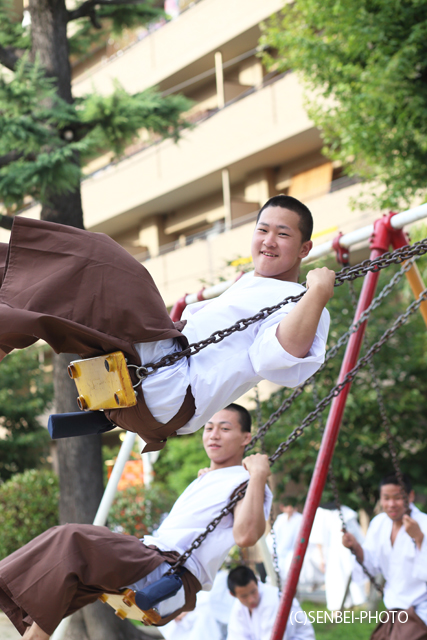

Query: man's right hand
[[342, 532, 357, 549], [342, 532, 364, 563]]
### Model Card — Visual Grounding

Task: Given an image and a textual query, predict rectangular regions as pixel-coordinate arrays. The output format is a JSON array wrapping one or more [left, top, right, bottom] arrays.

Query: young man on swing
[[0, 195, 334, 450], [342, 473, 427, 639], [0, 404, 272, 639]]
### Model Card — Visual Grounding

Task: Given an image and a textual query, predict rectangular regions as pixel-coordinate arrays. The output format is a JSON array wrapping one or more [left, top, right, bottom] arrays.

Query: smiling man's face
[[380, 484, 414, 522], [251, 206, 312, 282], [203, 409, 251, 469]]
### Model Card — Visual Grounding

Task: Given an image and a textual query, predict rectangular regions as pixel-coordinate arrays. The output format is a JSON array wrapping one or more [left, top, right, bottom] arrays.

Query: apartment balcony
[[72, 0, 286, 98], [82, 72, 321, 235]]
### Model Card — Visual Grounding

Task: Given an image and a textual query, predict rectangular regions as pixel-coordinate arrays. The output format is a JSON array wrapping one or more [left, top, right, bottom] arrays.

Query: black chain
[[166, 286, 427, 574], [347, 280, 411, 515], [269, 509, 282, 593], [246, 258, 416, 453], [328, 467, 384, 596], [254, 386, 266, 454], [312, 381, 383, 594], [138, 240, 427, 379]]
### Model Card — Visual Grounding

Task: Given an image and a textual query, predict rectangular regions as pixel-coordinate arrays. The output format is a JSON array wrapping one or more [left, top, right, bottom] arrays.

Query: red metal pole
[[270, 218, 393, 640]]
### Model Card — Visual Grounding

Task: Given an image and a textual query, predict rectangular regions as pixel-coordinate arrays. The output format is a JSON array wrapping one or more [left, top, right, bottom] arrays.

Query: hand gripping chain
[[165, 285, 427, 575]]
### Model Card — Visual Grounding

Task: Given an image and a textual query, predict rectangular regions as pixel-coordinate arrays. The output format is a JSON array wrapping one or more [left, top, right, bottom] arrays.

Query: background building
[[11, 0, 380, 308]]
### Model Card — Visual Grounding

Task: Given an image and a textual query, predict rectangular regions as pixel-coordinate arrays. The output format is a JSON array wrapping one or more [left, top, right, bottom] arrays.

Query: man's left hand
[[403, 514, 425, 549]]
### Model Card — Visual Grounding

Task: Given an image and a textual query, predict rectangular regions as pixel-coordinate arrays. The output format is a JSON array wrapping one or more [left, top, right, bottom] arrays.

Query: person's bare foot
[[23, 622, 50, 640]]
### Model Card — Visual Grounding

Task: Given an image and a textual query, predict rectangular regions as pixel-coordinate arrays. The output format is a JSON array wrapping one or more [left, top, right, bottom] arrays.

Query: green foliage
[[68, 0, 163, 56], [0, 347, 53, 481], [0, 468, 59, 559], [80, 83, 193, 155], [0, 0, 192, 207], [259, 250, 427, 515], [108, 484, 176, 538], [261, 0, 427, 210], [154, 430, 208, 496], [0, 0, 30, 51]]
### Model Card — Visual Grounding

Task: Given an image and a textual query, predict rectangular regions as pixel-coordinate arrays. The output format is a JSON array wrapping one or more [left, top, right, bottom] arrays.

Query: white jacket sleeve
[[248, 307, 330, 387]]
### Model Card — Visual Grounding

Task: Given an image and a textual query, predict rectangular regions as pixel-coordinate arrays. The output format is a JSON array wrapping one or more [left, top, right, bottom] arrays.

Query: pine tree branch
[[0, 45, 23, 72], [67, 0, 152, 23], [0, 151, 36, 168]]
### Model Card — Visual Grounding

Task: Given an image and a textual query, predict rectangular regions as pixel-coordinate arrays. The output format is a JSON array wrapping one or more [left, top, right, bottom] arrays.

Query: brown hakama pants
[[0, 217, 196, 450], [370, 607, 427, 640], [0, 524, 201, 635]]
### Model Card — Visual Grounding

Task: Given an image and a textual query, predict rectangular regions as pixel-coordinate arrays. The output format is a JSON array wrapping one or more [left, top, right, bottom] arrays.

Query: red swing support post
[[270, 213, 409, 640]]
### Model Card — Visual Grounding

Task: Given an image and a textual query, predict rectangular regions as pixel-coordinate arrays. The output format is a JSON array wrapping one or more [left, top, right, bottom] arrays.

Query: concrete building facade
[[13, 0, 381, 307]]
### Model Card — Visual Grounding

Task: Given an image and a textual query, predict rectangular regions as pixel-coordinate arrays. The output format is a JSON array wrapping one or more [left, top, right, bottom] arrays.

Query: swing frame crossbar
[[270, 211, 427, 640]]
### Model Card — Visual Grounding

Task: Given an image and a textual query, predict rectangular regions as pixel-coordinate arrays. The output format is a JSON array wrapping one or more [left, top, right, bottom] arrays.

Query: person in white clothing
[[161, 570, 234, 640], [266, 498, 303, 582], [0, 404, 272, 640], [0, 195, 334, 450], [136, 194, 334, 438], [343, 473, 427, 639], [226, 565, 315, 640], [307, 504, 366, 610]]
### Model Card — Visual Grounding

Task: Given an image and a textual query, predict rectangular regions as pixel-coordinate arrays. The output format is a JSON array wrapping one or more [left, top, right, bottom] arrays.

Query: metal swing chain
[[269, 508, 282, 593], [245, 259, 416, 453], [254, 385, 266, 454], [312, 384, 384, 595], [254, 387, 282, 589], [166, 286, 427, 575], [136, 240, 427, 381], [347, 280, 411, 515], [328, 466, 385, 596]]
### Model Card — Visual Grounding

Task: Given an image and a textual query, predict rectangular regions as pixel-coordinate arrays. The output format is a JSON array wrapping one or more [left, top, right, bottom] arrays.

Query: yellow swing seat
[[67, 351, 137, 412], [99, 589, 161, 626]]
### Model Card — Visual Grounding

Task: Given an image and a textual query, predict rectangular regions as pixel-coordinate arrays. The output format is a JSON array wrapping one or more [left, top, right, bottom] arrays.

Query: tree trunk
[[27, 1, 149, 637]]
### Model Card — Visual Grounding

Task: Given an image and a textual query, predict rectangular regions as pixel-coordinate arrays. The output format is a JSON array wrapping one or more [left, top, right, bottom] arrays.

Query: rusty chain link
[[137, 240, 427, 380], [166, 285, 427, 574]]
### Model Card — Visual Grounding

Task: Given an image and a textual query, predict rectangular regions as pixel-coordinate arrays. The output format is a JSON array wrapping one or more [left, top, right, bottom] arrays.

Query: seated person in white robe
[[0, 404, 272, 640], [226, 565, 315, 640], [343, 473, 427, 640]]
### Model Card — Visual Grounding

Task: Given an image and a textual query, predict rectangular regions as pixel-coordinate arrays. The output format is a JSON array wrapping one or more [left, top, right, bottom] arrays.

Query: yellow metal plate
[[68, 351, 137, 411], [99, 590, 161, 625]]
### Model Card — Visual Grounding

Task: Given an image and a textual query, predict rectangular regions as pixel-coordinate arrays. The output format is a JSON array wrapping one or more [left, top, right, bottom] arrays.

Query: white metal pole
[[93, 430, 136, 526], [256, 534, 278, 587]]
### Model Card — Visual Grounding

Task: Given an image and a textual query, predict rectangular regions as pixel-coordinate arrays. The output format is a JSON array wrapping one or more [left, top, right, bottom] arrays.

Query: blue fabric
[[135, 573, 183, 611]]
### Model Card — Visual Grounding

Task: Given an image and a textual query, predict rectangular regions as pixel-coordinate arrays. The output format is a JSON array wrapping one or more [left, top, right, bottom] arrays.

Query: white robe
[[143, 465, 272, 591], [309, 506, 366, 610], [353, 504, 427, 623], [161, 570, 234, 640], [266, 511, 302, 582], [226, 583, 315, 640], [136, 273, 330, 431]]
